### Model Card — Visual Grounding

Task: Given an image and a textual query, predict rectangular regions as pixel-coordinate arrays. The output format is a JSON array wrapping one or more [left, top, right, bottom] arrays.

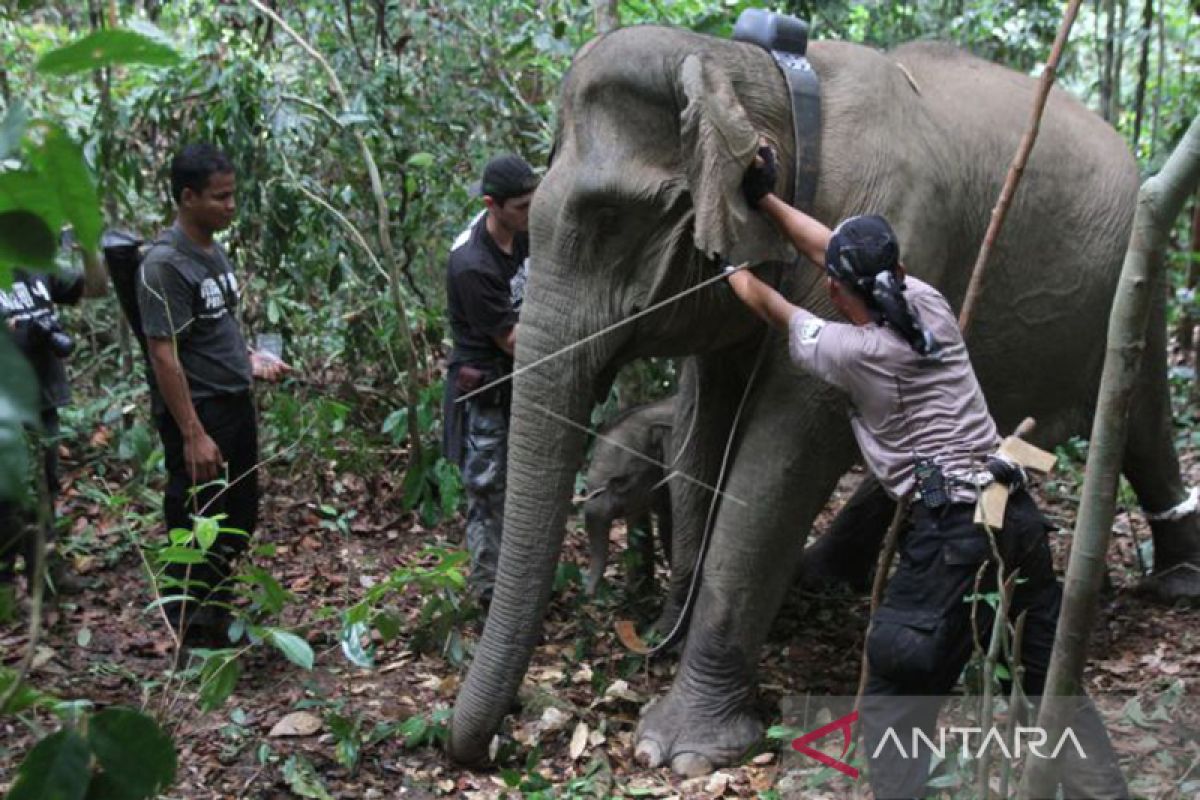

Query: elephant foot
[[634, 684, 762, 778], [796, 531, 874, 593], [1138, 562, 1200, 605], [1139, 516, 1200, 605]]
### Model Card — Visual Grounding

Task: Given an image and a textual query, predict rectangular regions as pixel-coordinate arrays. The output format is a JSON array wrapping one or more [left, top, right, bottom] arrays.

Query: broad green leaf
[[282, 754, 333, 800], [0, 337, 38, 502], [37, 30, 181, 76], [198, 652, 241, 712], [268, 628, 314, 670], [398, 715, 429, 748], [406, 152, 435, 168], [156, 545, 208, 565], [27, 124, 102, 254], [87, 708, 176, 800], [0, 209, 57, 271], [372, 610, 402, 643], [0, 665, 52, 714], [194, 516, 219, 551], [6, 728, 91, 800]]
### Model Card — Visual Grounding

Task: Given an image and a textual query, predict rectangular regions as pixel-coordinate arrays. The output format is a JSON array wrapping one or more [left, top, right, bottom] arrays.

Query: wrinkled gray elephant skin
[[582, 396, 676, 595], [449, 26, 1198, 776]]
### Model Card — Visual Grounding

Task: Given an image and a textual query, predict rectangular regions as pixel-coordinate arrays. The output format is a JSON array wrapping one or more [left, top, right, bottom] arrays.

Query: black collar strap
[[732, 9, 821, 215]]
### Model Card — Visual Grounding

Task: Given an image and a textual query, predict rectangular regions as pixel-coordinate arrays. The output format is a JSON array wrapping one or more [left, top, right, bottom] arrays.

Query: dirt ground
[[1, 435, 1198, 799]]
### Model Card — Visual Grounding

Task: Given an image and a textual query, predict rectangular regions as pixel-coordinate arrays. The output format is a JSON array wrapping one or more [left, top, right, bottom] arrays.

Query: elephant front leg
[[636, 377, 855, 776], [656, 355, 747, 634]]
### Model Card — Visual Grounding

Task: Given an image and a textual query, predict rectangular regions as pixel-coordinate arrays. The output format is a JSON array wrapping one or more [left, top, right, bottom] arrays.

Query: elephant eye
[[609, 474, 630, 492]]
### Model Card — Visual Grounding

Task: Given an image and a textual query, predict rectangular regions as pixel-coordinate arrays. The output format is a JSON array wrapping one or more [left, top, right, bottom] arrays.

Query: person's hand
[[741, 143, 778, 207], [726, 267, 753, 296], [184, 430, 223, 483], [251, 350, 291, 383]]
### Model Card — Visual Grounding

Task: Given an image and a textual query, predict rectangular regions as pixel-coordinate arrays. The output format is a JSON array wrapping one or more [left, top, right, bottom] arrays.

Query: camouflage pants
[[463, 400, 509, 603]]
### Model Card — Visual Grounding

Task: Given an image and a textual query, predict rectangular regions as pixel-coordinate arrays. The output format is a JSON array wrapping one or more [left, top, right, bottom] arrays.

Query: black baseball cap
[[471, 154, 539, 201], [824, 214, 900, 295]]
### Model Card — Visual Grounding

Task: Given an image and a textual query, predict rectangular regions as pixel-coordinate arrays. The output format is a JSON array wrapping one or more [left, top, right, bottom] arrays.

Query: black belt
[[732, 9, 822, 214]]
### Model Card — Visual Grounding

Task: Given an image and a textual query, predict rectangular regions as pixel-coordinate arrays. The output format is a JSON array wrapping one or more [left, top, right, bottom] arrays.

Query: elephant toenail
[[635, 740, 664, 768], [671, 751, 714, 778]]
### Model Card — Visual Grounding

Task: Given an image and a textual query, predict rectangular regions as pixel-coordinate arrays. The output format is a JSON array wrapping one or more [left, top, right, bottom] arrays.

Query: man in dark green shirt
[[138, 143, 288, 645]]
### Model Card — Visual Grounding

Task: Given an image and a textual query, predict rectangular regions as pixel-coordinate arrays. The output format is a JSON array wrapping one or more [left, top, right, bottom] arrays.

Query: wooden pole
[[958, 0, 1085, 330]]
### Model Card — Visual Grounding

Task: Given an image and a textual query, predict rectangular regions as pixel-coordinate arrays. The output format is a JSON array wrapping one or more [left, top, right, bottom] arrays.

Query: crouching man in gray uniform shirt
[[725, 146, 1128, 799]]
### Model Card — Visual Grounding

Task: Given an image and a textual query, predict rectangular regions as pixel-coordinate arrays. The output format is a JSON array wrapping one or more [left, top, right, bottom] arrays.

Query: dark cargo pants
[[155, 392, 258, 617], [462, 398, 508, 604], [861, 490, 1129, 800]]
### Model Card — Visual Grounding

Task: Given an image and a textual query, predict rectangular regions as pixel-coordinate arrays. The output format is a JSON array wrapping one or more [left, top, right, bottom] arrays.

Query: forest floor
[[1, 414, 1198, 799]]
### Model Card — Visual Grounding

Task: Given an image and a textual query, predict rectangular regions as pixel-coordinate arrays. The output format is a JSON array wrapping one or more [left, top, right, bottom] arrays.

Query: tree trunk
[[1111, 0, 1128, 123], [1101, 0, 1116, 121], [1020, 114, 1200, 800], [89, 0, 133, 379], [1178, 192, 1199, 353], [1149, 0, 1165, 159], [593, 0, 620, 35], [1131, 0, 1152, 152]]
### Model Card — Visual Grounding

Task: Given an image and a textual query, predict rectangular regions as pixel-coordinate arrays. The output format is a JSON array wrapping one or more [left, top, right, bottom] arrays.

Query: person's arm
[[742, 144, 833, 270], [146, 337, 222, 483], [756, 194, 832, 269], [726, 267, 800, 332], [492, 324, 518, 356]]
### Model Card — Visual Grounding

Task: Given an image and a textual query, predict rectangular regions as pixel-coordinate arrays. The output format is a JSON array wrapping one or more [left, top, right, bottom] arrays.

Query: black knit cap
[[824, 214, 900, 296], [472, 154, 539, 201]]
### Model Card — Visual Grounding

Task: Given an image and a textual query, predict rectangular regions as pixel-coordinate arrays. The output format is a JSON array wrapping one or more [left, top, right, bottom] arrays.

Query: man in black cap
[[724, 147, 1128, 799], [443, 153, 538, 608]]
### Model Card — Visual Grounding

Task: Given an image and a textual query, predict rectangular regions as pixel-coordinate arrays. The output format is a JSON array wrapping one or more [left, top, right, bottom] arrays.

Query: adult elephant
[[449, 24, 1200, 775]]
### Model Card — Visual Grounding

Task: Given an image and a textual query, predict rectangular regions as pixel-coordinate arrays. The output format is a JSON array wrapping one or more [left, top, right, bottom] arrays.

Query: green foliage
[[266, 628, 316, 671], [36, 29, 182, 75], [5, 728, 91, 800], [86, 708, 178, 799], [197, 651, 242, 712], [4, 708, 176, 800], [282, 753, 334, 800], [0, 337, 37, 502], [341, 545, 471, 666], [395, 706, 452, 750], [0, 665, 53, 715]]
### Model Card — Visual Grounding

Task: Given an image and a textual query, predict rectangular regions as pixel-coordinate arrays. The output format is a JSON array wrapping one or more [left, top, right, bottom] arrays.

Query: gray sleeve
[[787, 307, 857, 391], [138, 254, 194, 339]]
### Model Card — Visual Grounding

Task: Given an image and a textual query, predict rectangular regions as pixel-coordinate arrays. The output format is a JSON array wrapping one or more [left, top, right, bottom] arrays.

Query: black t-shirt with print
[[0, 269, 85, 410], [445, 212, 529, 370], [136, 224, 251, 412]]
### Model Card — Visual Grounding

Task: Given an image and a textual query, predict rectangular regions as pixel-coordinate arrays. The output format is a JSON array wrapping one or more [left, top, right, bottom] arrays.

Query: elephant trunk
[[583, 503, 612, 595], [448, 284, 613, 763]]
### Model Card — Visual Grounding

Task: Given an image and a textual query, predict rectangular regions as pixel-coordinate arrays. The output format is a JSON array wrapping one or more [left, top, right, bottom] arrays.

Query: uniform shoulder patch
[[799, 317, 826, 345]]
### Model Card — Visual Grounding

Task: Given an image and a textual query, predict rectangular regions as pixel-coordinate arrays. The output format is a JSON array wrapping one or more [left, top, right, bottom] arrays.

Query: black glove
[[741, 145, 778, 206]]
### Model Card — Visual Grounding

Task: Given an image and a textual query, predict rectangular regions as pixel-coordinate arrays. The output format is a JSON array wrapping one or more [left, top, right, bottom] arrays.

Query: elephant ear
[[678, 54, 792, 264]]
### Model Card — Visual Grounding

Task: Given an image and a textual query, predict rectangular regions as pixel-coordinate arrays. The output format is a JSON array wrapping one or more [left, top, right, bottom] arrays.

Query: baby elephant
[[582, 396, 676, 595]]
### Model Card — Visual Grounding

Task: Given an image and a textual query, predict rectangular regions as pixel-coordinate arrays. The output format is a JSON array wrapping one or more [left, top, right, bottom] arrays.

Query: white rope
[[531, 402, 746, 507], [639, 330, 773, 656], [1144, 487, 1200, 522], [455, 263, 750, 404]]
